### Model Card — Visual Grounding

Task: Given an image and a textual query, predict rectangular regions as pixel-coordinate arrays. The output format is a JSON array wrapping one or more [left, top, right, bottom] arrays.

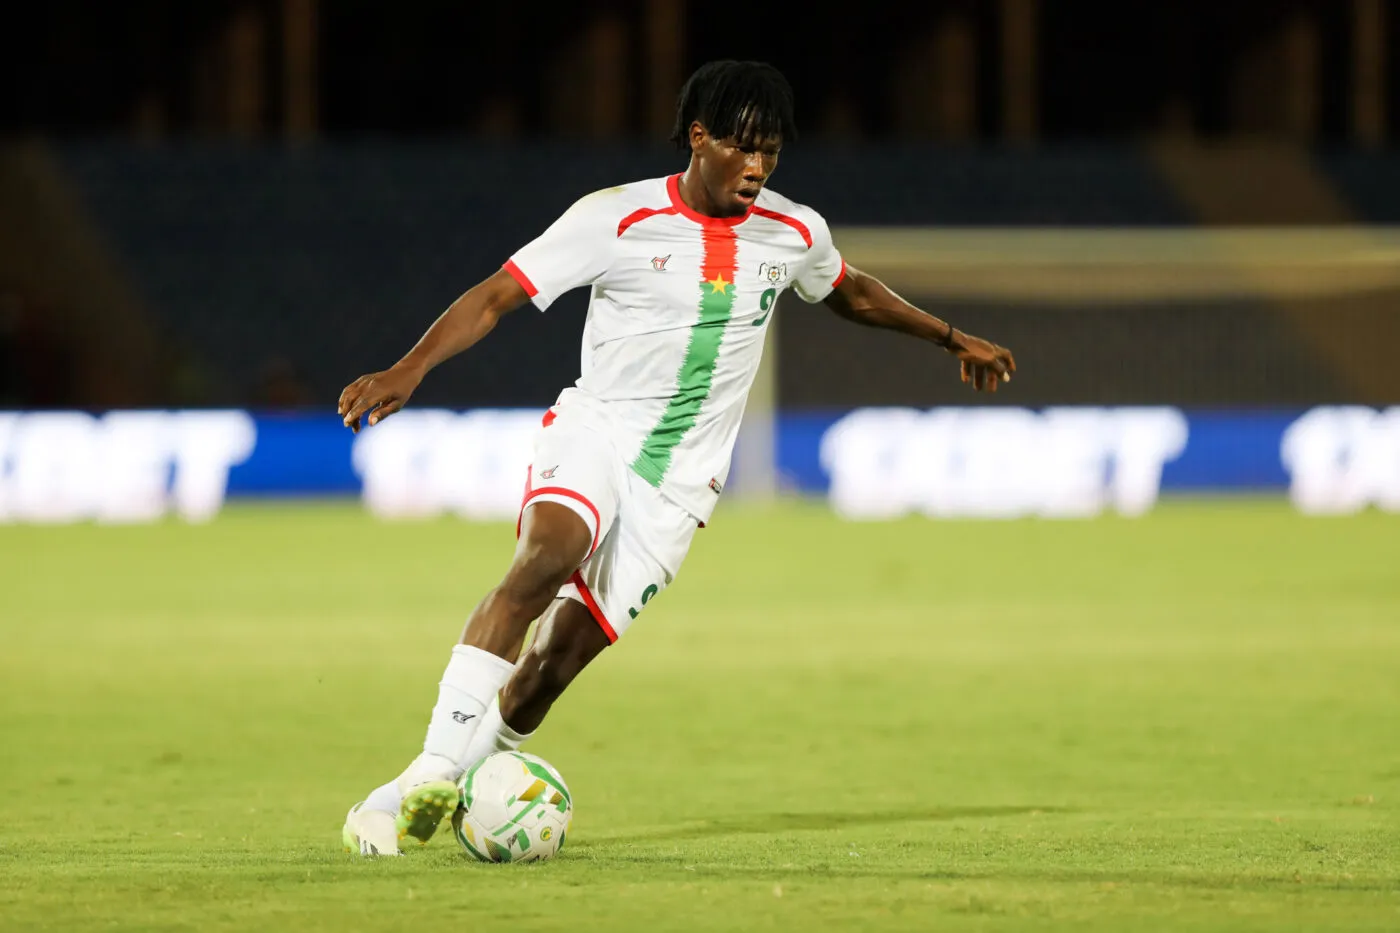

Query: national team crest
[[652, 254, 670, 271], [758, 261, 787, 284]]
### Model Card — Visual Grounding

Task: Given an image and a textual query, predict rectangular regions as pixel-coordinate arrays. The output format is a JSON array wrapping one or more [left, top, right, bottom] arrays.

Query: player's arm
[[823, 264, 1016, 392], [338, 267, 528, 432]]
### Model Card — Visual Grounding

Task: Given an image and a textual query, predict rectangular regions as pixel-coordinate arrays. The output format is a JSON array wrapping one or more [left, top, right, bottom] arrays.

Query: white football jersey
[[505, 173, 845, 522]]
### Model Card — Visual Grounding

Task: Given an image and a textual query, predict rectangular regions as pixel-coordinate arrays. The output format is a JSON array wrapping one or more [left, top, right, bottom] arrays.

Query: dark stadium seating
[[52, 144, 1400, 409]]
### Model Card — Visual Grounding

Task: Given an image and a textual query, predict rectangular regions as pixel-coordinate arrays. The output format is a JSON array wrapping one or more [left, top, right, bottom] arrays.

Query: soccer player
[[338, 60, 1015, 856]]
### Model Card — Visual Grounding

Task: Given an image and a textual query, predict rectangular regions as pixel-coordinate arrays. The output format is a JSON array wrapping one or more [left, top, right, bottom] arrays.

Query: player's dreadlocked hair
[[669, 60, 798, 151]]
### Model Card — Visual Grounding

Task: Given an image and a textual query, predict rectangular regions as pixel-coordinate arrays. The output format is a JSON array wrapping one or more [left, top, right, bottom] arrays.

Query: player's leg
[[392, 501, 593, 844], [346, 411, 619, 855], [502, 598, 610, 732], [458, 598, 610, 765], [457, 475, 700, 769], [344, 503, 592, 854]]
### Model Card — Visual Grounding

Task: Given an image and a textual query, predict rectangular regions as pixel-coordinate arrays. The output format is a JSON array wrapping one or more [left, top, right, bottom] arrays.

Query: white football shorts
[[516, 406, 699, 642]]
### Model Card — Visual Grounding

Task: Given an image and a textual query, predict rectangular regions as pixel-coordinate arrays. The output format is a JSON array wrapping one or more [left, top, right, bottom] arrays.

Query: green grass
[[1, 499, 1397, 931]]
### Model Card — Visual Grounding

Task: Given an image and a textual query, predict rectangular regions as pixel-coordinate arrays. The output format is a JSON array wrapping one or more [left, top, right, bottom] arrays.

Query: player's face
[[694, 125, 781, 216]]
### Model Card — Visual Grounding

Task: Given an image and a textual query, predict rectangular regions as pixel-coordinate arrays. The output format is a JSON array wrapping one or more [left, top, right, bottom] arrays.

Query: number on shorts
[[626, 583, 661, 620]]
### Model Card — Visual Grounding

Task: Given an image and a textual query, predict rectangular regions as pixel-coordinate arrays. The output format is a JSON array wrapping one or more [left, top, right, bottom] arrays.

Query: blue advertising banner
[[775, 409, 1300, 497], [1, 407, 1396, 523]]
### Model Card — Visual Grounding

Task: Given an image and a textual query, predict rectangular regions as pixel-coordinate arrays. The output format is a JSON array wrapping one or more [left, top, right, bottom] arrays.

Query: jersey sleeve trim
[[831, 258, 848, 289], [502, 260, 538, 298], [751, 205, 813, 248]]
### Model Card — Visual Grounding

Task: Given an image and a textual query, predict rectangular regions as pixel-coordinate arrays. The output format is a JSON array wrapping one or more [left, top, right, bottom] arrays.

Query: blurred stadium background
[[2, 0, 1399, 519], [2, 4, 1399, 931]]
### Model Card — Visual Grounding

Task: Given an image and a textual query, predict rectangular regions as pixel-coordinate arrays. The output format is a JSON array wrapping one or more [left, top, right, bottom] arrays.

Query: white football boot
[[342, 802, 401, 857], [394, 752, 460, 846]]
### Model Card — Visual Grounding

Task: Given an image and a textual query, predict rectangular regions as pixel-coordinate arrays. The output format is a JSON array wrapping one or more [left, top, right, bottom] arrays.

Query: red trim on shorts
[[541, 408, 556, 427], [520, 486, 602, 557], [831, 258, 847, 289], [750, 205, 813, 248], [617, 205, 678, 237], [503, 260, 538, 297], [570, 570, 618, 643]]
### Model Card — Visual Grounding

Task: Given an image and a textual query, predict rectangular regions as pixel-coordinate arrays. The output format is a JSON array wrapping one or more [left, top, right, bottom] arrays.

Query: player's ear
[[688, 121, 706, 154]]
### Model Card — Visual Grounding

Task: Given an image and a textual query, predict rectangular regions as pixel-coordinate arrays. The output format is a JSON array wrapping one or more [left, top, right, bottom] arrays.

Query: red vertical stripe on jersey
[[700, 223, 739, 287]]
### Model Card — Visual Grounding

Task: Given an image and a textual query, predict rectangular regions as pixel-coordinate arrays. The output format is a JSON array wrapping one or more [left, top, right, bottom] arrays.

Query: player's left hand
[[952, 332, 1016, 392]]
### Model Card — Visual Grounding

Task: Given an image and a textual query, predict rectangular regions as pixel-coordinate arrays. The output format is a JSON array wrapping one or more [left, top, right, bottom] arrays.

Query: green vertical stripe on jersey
[[630, 228, 738, 486]]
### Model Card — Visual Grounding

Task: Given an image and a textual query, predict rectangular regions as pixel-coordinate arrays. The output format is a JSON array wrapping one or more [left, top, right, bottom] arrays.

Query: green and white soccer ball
[[451, 751, 572, 863]]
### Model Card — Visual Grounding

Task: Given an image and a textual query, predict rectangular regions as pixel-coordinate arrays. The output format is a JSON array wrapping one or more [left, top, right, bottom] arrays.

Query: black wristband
[[937, 322, 956, 348]]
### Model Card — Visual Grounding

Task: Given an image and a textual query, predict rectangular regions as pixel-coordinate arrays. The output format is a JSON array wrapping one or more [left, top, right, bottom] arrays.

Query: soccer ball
[[451, 751, 572, 863]]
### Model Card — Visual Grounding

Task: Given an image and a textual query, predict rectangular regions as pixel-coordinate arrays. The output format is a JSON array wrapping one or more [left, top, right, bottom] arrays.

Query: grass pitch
[[1, 499, 1397, 931]]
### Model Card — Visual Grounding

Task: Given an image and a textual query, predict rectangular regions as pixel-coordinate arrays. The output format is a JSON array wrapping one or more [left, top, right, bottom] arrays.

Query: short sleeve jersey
[[506, 174, 845, 522]]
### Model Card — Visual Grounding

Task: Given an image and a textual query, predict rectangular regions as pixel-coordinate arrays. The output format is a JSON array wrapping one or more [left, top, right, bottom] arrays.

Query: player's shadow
[[577, 805, 1065, 845]]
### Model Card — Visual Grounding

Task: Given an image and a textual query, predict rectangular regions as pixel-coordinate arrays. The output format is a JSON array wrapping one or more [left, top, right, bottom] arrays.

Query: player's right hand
[[338, 365, 422, 433]]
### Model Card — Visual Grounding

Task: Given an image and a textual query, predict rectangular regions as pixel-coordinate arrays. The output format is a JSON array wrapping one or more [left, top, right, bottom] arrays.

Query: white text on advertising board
[[1282, 406, 1400, 515], [819, 407, 1189, 519], [0, 411, 255, 523]]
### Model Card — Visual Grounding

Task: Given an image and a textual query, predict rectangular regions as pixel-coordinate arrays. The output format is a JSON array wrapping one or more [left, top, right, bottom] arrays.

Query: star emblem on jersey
[[651, 254, 670, 271], [705, 273, 730, 294]]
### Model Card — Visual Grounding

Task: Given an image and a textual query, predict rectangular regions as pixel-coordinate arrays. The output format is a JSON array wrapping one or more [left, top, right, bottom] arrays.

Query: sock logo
[[451, 711, 477, 724]]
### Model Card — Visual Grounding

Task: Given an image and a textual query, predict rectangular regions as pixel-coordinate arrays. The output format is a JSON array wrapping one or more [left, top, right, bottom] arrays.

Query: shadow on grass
[[574, 805, 1065, 845]]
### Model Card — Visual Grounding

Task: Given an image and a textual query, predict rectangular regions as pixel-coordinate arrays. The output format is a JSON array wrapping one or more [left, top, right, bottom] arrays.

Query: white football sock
[[364, 779, 401, 815], [419, 644, 516, 775], [459, 696, 534, 770]]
